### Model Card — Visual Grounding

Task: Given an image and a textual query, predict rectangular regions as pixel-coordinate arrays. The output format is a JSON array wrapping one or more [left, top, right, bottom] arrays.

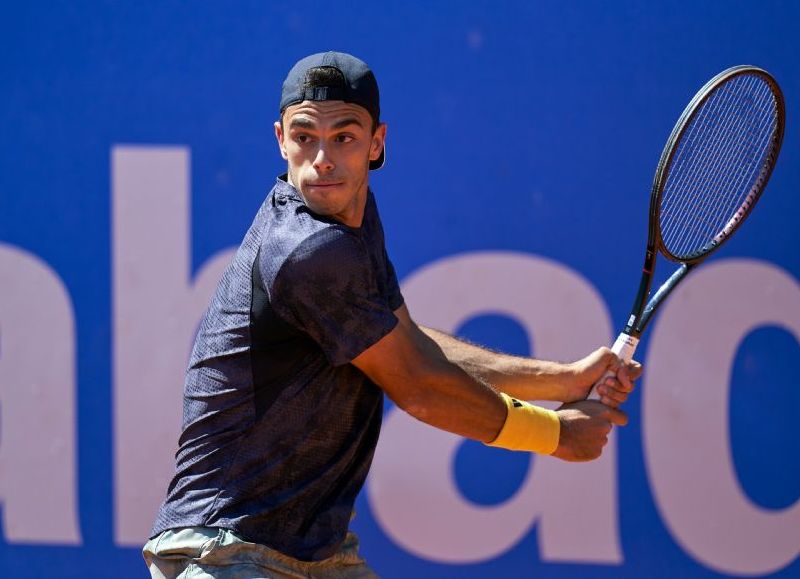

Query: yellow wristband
[[486, 393, 561, 455]]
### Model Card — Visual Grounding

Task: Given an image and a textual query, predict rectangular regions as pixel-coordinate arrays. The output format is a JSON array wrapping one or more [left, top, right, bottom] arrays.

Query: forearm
[[370, 324, 506, 442], [402, 357, 508, 443], [420, 326, 575, 401], [352, 311, 562, 453], [395, 329, 557, 452]]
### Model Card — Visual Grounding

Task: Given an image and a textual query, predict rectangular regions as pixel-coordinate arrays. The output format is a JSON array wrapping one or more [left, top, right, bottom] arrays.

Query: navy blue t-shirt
[[151, 176, 404, 561]]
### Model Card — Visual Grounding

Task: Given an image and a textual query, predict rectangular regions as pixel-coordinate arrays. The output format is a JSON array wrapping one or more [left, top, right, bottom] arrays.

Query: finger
[[605, 406, 629, 426], [599, 379, 629, 399], [625, 360, 643, 381], [596, 346, 614, 360], [605, 372, 633, 393], [598, 384, 627, 406], [582, 348, 620, 385], [611, 368, 634, 394], [604, 349, 621, 370], [600, 395, 620, 409]]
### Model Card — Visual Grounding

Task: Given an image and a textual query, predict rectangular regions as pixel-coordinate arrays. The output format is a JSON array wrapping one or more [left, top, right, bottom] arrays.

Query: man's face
[[275, 100, 386, 227]]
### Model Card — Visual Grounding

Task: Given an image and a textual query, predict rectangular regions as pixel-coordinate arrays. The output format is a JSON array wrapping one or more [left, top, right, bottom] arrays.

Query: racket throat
[[638, 263, 692, 332], [623, 250, 658, 336]]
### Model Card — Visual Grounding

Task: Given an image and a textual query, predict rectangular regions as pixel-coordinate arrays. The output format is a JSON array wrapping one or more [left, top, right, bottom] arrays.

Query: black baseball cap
[[280, 51, 385, 170]]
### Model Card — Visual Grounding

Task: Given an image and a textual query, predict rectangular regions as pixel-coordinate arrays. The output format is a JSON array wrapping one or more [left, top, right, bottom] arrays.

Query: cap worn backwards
[[280, 51, 385, 170]]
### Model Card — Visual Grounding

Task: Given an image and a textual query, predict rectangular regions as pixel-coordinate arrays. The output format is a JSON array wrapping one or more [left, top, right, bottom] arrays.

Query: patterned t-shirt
[[151, 176, 404, 561]]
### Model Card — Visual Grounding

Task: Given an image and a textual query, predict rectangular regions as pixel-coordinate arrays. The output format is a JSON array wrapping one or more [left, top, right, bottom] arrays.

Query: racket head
[[651, 65, 785, 264]]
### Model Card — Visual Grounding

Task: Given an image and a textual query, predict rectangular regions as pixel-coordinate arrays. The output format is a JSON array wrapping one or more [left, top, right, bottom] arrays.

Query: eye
[[294, 134, 311, 144], [335, 134, 355, 144]]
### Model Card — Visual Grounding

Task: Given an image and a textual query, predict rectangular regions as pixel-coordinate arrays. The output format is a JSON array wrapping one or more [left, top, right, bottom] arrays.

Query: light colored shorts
[[142, 527, 379, 579]]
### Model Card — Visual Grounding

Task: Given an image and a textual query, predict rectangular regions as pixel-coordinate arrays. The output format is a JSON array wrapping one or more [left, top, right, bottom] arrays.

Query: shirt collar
[[275, 174, 303, 201]]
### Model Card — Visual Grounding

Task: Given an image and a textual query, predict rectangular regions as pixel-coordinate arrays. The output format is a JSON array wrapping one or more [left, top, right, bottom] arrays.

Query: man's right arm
[[354, 312, 507, 443], [268, 229, 625, 460], [351, 309, 627, 461]]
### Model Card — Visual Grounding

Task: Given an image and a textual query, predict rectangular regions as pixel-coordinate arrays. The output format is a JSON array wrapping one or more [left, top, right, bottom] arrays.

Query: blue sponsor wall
[[1, 1, 798, 577]]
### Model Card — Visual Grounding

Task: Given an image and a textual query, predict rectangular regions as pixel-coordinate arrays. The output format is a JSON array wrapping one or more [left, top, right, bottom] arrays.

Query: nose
[[312, 144, 335, 174]]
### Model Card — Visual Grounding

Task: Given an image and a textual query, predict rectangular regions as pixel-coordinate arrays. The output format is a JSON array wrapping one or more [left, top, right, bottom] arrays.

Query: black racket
[[588, 65, 785, 400]]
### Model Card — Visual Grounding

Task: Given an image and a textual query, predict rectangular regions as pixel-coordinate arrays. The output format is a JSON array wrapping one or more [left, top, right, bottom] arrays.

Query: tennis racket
[[588, 65, 785, 400]]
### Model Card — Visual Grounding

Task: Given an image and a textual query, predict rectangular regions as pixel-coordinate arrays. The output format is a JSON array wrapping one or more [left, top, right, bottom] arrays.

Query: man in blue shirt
[[144, 51, 639, 578]]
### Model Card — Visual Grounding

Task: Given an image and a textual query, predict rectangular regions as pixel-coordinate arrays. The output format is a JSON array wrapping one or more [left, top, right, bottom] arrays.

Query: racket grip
[[586, 333, 640, 401]]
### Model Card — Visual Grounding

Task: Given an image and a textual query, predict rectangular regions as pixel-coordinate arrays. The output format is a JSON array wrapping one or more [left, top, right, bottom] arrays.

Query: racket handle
[[586, 333, 640, 401]]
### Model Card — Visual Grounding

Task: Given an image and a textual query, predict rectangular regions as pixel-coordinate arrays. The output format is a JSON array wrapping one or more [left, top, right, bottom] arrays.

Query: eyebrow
[[331, 117, 364, 130], [288, 116, 365, 131]]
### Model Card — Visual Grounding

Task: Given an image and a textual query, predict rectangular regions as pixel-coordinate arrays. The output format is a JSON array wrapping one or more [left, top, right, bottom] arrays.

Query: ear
[[274, 120, 288, 161], [370, 123, 387, 163]]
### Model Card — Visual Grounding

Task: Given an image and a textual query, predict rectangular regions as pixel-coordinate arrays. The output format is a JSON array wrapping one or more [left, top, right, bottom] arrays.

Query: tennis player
[[143, 51, 640, 579]]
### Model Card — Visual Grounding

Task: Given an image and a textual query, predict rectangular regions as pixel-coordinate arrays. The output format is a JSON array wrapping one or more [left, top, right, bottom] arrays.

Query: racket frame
[[622, 65, 785, 339]]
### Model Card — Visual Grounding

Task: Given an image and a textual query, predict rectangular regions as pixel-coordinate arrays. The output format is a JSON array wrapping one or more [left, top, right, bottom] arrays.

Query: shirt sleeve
[[384, 250, 404, 311], [269, 228, 399, 366]]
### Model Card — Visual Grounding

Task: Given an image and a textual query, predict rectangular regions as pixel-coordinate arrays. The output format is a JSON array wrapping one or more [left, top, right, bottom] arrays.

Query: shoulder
[[257, 182, 367, 284], [279, 227, 367, 285]]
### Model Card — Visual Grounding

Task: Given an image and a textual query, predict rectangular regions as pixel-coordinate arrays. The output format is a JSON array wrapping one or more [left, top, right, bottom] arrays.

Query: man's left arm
[[395, 307, 640, 406]]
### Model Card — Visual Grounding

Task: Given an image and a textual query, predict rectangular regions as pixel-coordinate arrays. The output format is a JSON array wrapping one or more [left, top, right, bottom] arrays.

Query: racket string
[[686, 85, 775, 252], [658, 73, 778, 259], [688, 79, 774, 247], [714, 83, 775, 219], [673, 78, 774, 253], [666, 75, 774, 248], [659, 80, 742, 244], [661, 75, 757, 244], [658, 76, 747, 243]]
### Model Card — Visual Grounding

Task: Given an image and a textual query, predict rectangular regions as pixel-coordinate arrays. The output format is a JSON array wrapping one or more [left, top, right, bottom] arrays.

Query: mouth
[[305, 181, 343, 190]]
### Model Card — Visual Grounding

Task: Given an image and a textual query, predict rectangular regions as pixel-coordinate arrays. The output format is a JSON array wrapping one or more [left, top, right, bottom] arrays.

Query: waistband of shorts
[[144, 526, 364, 570]]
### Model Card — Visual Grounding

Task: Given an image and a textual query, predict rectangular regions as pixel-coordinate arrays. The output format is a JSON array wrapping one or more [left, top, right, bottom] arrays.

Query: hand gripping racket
[[588, 65, 785, 400]]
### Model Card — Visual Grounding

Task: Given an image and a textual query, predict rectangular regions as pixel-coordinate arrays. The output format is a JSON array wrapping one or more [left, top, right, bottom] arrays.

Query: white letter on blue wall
[[368, 252, 622, 564], [0, 244, 81, 543], [644, 259, 800, 576], [112, 146, 235, 545]]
